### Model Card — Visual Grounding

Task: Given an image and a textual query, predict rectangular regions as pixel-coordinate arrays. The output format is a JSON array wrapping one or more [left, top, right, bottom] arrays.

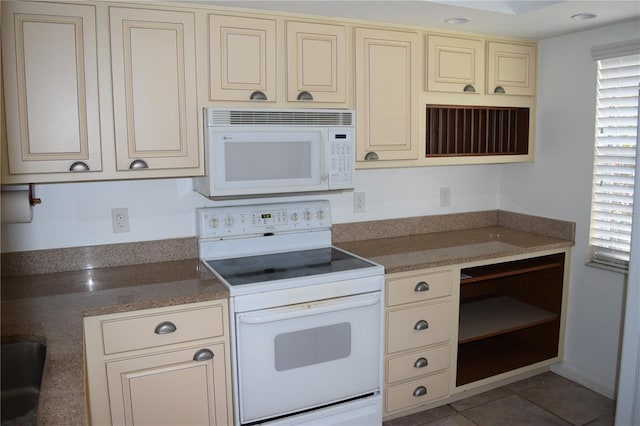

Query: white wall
[[499, 19, 640, 398], [1, 165, 499, 252]]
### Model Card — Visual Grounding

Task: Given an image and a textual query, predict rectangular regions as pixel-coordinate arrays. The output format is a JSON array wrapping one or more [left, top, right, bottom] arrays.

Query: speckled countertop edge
[[0, 210, 575, 425]]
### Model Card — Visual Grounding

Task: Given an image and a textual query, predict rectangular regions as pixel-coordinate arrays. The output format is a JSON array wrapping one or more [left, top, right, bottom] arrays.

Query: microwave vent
[[207, 108, 354, 127]]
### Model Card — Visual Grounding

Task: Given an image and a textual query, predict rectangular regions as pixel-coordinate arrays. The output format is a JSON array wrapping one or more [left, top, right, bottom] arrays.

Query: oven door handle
[[237, 293, 380, 325]]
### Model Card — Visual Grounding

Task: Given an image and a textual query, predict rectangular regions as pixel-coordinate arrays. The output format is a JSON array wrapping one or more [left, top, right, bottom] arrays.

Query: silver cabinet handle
[[414, 281, 430, 292], [69, 161, 90, 171], [193, 349, 214, 361], [154, 321, 177, 335], [250, 91, 267, 100], [297, 91, 313, 101], [413, 386, 427, 397], [129, 159, 149, 169], [494, 86, 506, 94], [463, 84, 476, 93], [414, 357, 429, 368], [364, 151, 379, 161], [414, 320, 429, 331]]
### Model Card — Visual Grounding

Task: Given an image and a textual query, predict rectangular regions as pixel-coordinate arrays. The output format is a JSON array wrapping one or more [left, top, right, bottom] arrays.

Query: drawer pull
[[193, 349, 214, 362], [414, 357, 429, 368], [413, 386, 427, 397], [414, 320, 429, 331], [414, 281, 430, 292], [154, 321, 177, 335]]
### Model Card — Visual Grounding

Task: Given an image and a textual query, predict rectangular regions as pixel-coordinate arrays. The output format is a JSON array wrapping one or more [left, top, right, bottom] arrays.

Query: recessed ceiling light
[[445, 17, 469, 25], [571, 13, 597, 21]]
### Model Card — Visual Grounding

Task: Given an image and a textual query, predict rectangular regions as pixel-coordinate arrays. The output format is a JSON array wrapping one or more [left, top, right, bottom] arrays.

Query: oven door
[[235, 291, 382, 424]]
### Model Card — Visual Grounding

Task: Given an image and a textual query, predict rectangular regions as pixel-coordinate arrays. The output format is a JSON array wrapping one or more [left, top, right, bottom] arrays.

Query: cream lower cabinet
[[84, 300, 232, 426], [110, 7, 200, 174], [384, 269, 455, 416], [1, 1, 102, 175], [355, 27, 419, 162]]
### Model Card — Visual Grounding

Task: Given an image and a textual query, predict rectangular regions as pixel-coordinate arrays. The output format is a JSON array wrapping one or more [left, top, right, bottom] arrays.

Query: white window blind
[[589, 53, 640, 269]]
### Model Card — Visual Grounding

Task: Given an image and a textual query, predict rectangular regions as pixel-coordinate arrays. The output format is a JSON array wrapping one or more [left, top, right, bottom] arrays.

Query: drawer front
[[102, 305, 224, 354], [387, 345, 450, 384], [385, 371, 449, 414], [386, 270, 453, 306], [387, 301, 452, 354]]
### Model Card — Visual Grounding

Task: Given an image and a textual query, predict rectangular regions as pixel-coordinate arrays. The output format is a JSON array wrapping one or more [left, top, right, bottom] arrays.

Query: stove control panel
[[197, 200, 332, 239]]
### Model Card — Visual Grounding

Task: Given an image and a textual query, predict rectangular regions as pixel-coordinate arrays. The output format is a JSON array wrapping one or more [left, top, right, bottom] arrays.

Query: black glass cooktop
[[206, 247, 376, 286]]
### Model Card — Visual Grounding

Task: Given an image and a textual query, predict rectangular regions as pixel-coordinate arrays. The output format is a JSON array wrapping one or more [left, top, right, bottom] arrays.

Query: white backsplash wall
[[1, 165, 499, 252]]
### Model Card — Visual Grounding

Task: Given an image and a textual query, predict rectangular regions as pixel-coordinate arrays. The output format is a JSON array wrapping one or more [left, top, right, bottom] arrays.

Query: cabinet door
[[355, 28, 419, 161], [487, 42, 536, 96], [106, 344, 229, 426], [110, 7, 200, 172], [427, 35, 483, 94], [286, 21, 346, 103], [209, 14, 277, 102], [1, 1, 102, 175]]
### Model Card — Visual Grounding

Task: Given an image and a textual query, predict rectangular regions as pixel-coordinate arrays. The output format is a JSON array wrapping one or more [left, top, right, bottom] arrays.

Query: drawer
[[386, 345, 450, 384], [102, 305, 224, 355], [387, 301, 452, 354], [385, 371, 449, 414], [386, 270, 453, 307]]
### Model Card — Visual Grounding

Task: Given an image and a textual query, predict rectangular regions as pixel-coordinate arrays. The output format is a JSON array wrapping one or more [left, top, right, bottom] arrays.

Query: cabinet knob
[[297, 91, 314, 101], [69, 161, 90, 172], [129, 159, 149, 169], [364, 151, 379, 161], [414, 320, 429, 331], [463, 84, 476, 93], [154, 321, 177, 335], [414, 357, 429, 368], [413, 386, 427, 397], [193, 349, 214, 361], [414, 281, 430, 292], [494, 86, 506, 94], [250, 91, 267, 101]]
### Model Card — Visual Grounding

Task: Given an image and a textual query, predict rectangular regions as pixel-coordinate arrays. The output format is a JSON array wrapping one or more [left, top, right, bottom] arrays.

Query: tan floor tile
[[450, 387, 513, 411], [518, 376, 615, 425], [384, 405, 457, 426], [461, 394, 571, 426]]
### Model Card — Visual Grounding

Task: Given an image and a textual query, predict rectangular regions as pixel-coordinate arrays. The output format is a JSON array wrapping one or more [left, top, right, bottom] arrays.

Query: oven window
[[274, 323, 351, 371]]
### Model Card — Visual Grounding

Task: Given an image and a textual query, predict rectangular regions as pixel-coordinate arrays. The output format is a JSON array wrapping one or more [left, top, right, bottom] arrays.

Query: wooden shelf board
[[460, 262, 564, 284], [458, 296, 558, 344]]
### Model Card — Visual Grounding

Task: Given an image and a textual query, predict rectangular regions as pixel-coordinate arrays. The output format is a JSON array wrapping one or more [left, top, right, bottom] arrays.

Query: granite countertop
[[0, 210, 575, 425], [1, 258, 228, 426], [336, 226, 573, 274]]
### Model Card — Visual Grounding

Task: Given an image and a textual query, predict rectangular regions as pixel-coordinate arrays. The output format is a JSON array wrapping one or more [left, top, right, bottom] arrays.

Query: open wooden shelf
[[458, 296, 558, 344]]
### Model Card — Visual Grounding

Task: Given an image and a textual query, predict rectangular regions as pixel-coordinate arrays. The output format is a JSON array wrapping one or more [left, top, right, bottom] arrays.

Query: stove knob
[[304, 211, 312, 221], [209, 218, 219, 228], [316, 210, 325, 220], [291, 213, 299, 222]]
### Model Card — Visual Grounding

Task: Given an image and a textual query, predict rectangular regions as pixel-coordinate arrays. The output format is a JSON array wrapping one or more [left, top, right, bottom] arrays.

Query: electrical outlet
[[112, 208, 130, 233], [354, 192, 366, 213], [440, 187, 451, 207]]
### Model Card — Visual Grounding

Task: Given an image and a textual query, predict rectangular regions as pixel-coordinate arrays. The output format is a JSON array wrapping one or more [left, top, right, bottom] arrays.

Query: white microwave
[[194, 108, 355, 199]]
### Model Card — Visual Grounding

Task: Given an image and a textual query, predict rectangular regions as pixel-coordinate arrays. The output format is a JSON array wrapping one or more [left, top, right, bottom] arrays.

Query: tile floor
[[384, 372, 616, 426]]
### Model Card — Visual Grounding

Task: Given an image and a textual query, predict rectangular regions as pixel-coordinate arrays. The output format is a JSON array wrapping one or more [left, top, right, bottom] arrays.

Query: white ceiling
[[198, 0, 640, 40]]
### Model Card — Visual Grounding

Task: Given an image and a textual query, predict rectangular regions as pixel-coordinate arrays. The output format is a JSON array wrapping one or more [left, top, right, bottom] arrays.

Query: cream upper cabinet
[[110, 7, 200, 173], [285, 21, 346, 103], [1, 1, 102, 175], [209, 14, 277, 102], [487, 41, 536, 96], [426, 35, 484, 94], [355, 28, 419, 162]]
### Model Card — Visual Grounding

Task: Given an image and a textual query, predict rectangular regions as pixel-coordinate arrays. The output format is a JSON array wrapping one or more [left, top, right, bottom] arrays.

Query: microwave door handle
[[238, 293, 380, 325]]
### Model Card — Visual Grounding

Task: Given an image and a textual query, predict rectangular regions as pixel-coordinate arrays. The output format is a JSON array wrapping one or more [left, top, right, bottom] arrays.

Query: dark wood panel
[[425, 105, 529, 157]]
